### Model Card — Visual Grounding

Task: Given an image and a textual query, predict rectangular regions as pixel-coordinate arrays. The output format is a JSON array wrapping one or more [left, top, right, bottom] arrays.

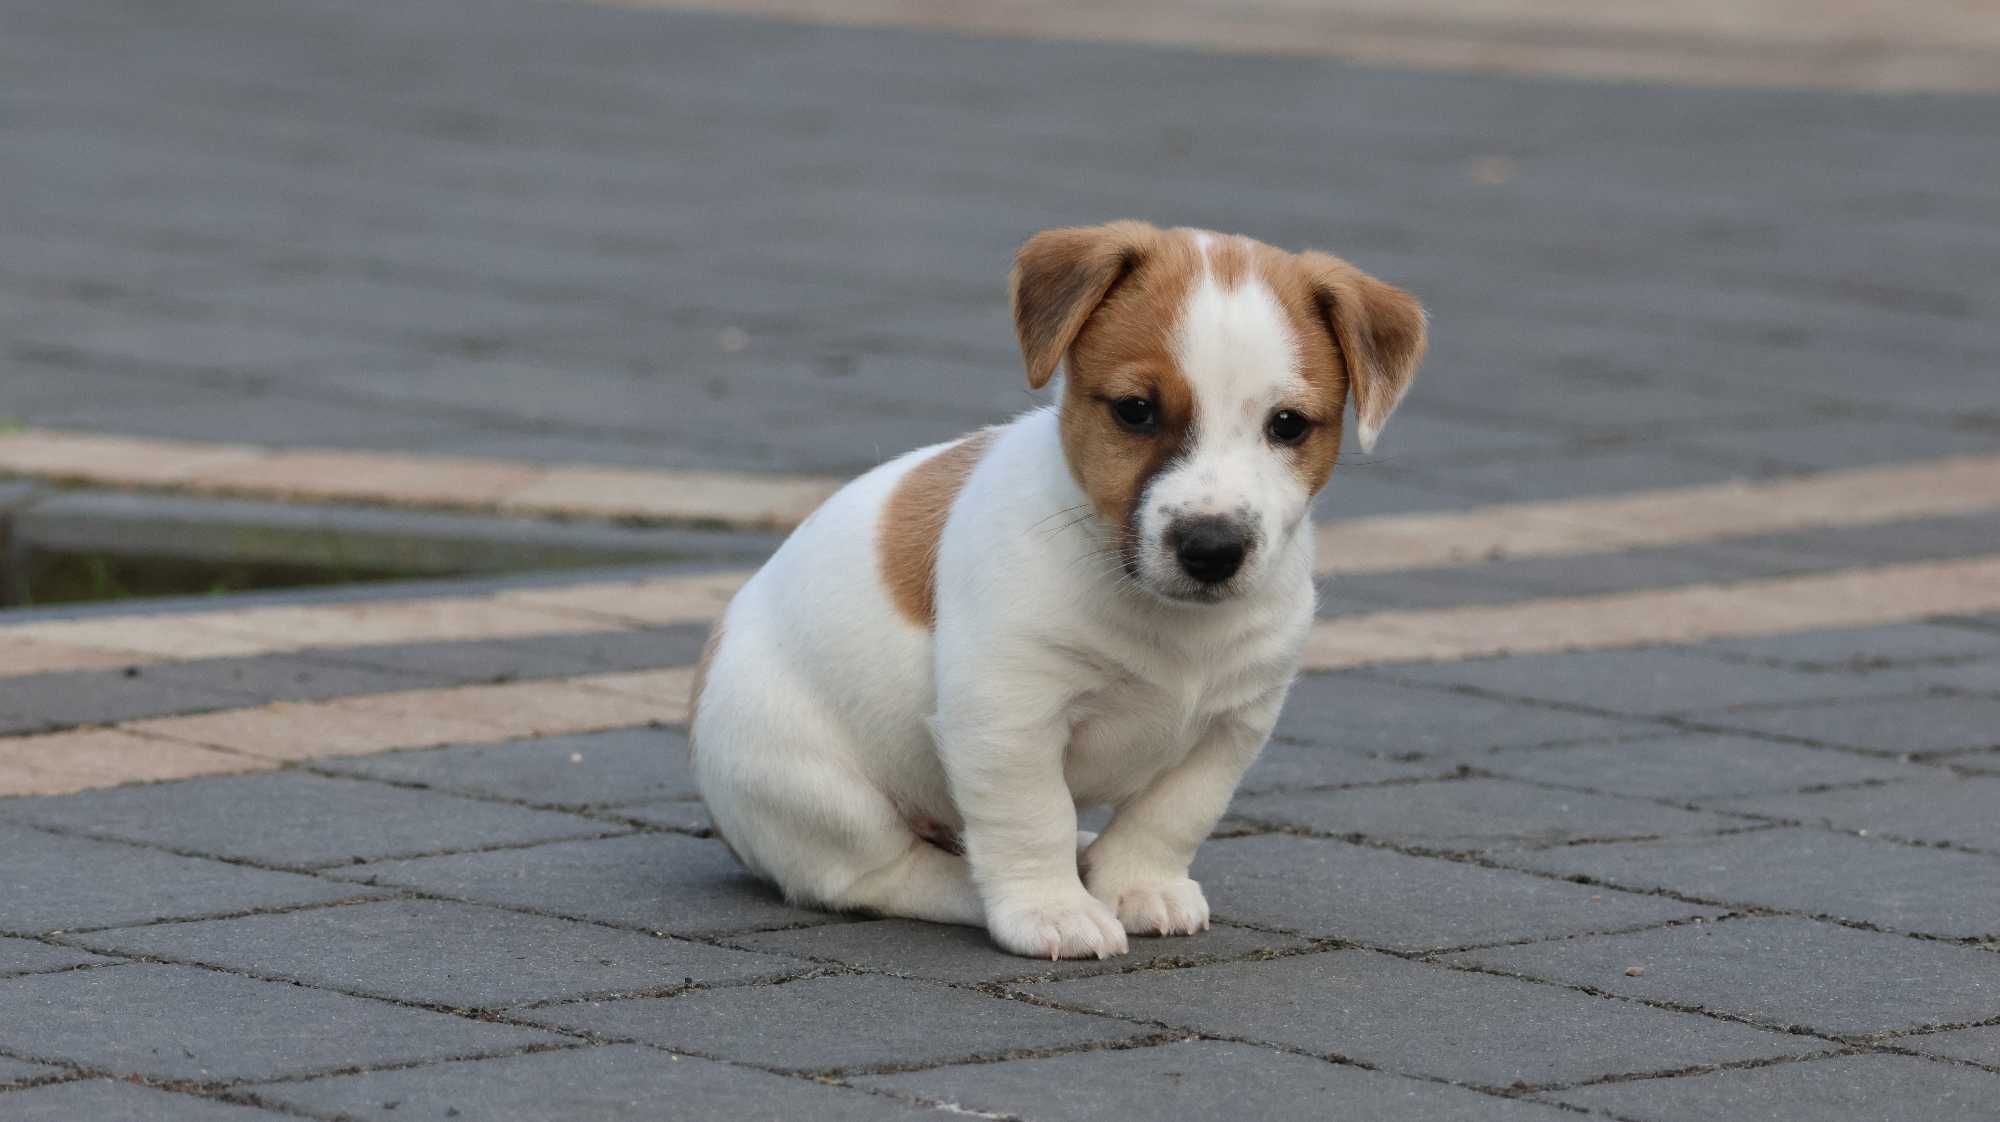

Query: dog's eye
[[1266, 409, 1311, 445], [1111, 396, 1158, 433]]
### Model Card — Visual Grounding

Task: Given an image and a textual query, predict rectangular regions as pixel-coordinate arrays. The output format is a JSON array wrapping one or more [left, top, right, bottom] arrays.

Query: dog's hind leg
[[696, 714, 984, 927], [726, 777, 985, 926], [825, 831, 985, 926]]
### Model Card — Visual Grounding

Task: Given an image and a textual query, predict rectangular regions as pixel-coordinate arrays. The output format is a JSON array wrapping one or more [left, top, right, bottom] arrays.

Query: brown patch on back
[[878, 430, 997, 627]]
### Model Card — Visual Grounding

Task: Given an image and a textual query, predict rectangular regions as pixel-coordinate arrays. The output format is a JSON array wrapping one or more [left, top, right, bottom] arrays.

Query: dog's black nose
[[1173, 518, 1248, 584]]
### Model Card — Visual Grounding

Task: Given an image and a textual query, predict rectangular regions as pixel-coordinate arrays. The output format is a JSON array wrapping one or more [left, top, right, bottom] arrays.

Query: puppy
[[691, 221, 1425, 959]]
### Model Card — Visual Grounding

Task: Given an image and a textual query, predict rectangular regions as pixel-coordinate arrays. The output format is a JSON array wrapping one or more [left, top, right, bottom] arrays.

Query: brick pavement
[[619, 0, 2000, 93], [3, 0, 1999, 1117], [0, 563, 1994, 1118]]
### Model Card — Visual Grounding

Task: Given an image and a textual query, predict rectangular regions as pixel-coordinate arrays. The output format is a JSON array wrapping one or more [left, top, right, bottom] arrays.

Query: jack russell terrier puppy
[[691, 221, 1426, 959]]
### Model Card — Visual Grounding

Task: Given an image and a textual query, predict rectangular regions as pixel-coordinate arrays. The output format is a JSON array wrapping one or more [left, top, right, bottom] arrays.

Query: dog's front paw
[[1095, 875, 1210, 937], [987, 886, 1130, 961]]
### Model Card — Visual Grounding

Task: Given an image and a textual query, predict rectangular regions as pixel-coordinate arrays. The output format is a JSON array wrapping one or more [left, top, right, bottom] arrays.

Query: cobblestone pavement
[[629, 0, 2000, 92], [3, 0, 2000, 1118]]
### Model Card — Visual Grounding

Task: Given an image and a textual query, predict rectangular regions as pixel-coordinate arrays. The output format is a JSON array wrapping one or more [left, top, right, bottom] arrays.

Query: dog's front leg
[[1082, 700, 1279, 937], [936, 687, 1129, 961]]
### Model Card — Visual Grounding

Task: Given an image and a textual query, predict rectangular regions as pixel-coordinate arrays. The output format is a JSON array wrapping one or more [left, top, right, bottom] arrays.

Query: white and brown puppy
[[691, 221, 1425, 959]]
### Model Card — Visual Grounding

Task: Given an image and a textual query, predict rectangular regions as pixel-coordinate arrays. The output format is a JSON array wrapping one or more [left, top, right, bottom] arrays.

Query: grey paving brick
[[1318, 566, 1550, 616], [0, 821, 370, 933], [3, 772, 614, 869], [1711, 777, 2000, 852], [1918, 658, 2000, 695], [1274, 674, 1649, 760], [12, 314, 400, 376], [0, 668, 257, 734], [1236, 742, 1439, 794], [1233, 777, 1744, 851], [0, 963, 558, 1081], [1313, 471, 1484, 519], [1340, 409, 1549, 463], [331, 832, 832, 934], [1956, 750, 2000, 776], [14, 488, 772, 582], [0, 1082, 288, 1120], [0, 479, 49, 515], [1390, 649, 1868, 716], [0, 936, 113, 977], [612, 798, 712, 832], [1707, 694, 2000, 756], [1026, 950, 1819, 1088], [0, 1057, 60, 1085], [1903, 1025, 2000, 1068], [1547, 1053, 2000, 1121], [323, 627, 708, 685], [252, 1044, 947, 1121], [0, 358, 235, 425], [74, 899, 805, 1010], [141, 654, 448, 707], [1426, 446, 1775, 504], [45, 388, 483, 450], [1481, 734, 1922, 801], [1691, 624, 2000, 671], [186, 271, 632, 341], [1684, 416, 2000, 474], [727, 918, 1308, 985], [857, 1039, 1578, 1121], [472, 626, 711, 676], [520, 974, 1153, 1073], [1500, 828, 2000, 939], [318, 728, 696, 808], [1450, 916, 2000, 1036], [1192, 834, 1719, 950], [1328, 543, 1803, 617], [1725, 511, 2000, 572]]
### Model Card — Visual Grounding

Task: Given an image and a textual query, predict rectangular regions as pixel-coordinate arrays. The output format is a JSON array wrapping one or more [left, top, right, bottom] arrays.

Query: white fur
[[1135, 270, 1311, 600], [692, 260, 1317, 960]]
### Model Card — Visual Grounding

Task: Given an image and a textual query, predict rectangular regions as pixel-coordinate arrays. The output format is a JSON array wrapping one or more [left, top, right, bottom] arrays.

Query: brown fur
[[1010, 221, 1425, 515], [1299, 250, 1427, 454], [1204, 233, 1253, 288], [1009, 220, 1156, 390], [1053, 229, 1201, 554], [878, 430, 998, 627]]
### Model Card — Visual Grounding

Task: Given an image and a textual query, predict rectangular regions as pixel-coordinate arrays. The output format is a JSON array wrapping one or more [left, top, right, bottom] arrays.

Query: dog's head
[[1011, 221, 1426, 604]]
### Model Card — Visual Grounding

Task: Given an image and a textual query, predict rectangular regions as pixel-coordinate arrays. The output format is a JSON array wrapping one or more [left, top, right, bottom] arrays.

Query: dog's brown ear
[[1010, 221, 1156, 389], [1302, 253, 1427, 453]]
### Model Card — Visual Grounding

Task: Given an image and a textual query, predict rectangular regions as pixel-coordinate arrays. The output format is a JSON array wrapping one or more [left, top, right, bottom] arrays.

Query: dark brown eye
[[1267, 409, 1311, 445], [1111, 396, 1158, 432]]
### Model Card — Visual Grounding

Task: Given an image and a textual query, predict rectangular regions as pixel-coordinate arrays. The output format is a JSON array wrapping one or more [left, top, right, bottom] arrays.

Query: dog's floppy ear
[[1303, 253, 1427, 453], [1010, 221, 1156, 389]]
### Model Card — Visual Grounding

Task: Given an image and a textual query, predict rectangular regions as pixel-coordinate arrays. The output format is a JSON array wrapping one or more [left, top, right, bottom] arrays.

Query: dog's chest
[[1059, 640, 1281, 803]]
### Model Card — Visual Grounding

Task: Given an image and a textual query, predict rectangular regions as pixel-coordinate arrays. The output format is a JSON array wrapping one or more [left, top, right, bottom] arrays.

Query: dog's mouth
[[1138, 568, 1247, 606]]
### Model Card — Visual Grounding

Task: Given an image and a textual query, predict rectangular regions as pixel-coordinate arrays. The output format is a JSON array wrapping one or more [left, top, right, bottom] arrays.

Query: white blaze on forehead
[[1171, 266, 1301, 430], [1133, 242, 1316, 593]]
